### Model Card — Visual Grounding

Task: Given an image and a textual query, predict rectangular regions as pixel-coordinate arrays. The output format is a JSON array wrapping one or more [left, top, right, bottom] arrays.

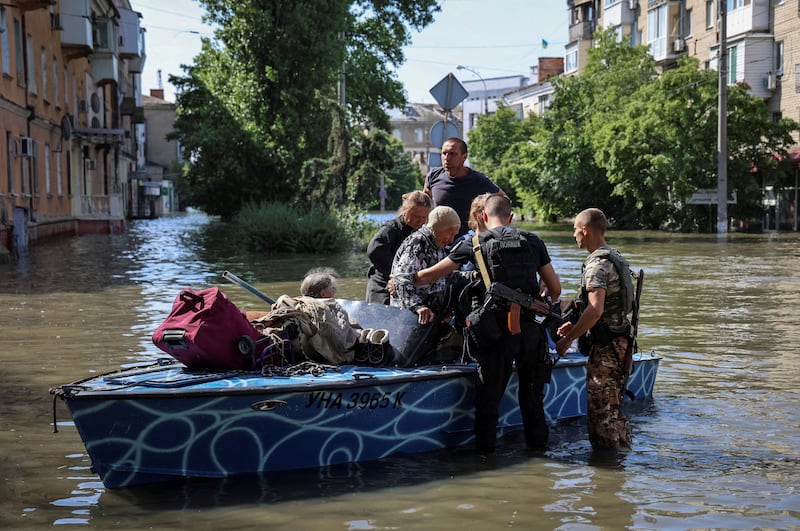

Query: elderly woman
[[366, 190, 432, 304], [390, 206, 461, 324]]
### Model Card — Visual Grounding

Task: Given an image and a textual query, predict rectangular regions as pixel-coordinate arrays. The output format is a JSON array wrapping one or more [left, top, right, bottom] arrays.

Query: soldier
[[556, 208, 633, 449]]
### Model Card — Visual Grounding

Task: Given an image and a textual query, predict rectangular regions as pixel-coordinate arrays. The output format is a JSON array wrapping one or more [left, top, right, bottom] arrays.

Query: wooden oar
[[222, 271, 276, 305]]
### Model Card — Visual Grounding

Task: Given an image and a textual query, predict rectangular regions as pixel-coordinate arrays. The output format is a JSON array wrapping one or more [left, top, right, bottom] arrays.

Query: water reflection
[[1, 212, 799, 529]]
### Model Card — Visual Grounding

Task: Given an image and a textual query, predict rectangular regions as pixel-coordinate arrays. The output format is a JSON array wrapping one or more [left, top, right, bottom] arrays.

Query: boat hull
[[52, 352, 660, 489]]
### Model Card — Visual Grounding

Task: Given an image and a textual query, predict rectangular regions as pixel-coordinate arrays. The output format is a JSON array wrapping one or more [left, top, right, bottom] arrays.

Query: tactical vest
[[580, 247, 633, 333], [478, 227, 540, 295]]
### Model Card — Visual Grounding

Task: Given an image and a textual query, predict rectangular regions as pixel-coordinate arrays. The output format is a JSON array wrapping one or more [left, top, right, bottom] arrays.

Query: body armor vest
[[478, 227, 539, 295]]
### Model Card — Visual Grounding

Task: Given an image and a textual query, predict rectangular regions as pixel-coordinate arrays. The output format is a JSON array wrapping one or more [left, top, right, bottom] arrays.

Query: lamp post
[[456, 64, 488, 115]]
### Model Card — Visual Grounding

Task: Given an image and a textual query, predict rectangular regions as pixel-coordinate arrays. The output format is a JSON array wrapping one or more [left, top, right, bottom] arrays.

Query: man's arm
[[556, 287, 605, 357], [413, 256, 458, 286], [538, 263, 561, 303]]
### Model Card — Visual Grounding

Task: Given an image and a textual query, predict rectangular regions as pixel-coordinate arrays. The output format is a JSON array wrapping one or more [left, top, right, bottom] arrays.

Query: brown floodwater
[[1, 211, 798, 529]]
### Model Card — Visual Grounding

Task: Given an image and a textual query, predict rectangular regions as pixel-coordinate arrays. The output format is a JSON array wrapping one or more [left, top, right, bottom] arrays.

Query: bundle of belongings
[[250, 295, 392, 368], [153, 288, 392, 371]]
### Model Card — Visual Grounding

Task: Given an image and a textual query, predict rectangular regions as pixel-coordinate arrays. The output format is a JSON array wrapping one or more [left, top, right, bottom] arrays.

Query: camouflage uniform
[[581, 246, 632, 449]]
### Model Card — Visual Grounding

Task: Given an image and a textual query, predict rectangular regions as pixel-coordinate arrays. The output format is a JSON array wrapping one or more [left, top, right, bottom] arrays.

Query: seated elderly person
[[390, 205, 461, 325]]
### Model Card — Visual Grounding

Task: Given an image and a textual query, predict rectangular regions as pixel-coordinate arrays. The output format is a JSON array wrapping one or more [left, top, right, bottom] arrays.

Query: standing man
[[459, 194, 561, 454], [424, 137, 502, 238], [556, 208, 633, 450]]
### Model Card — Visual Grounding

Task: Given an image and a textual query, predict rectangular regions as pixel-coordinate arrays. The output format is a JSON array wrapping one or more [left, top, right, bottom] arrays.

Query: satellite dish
[[61, 115, 72, 140]]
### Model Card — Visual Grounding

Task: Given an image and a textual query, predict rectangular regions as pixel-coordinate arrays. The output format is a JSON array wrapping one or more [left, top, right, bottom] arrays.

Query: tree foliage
[[170, 0, 439, 217], [467, 29, 799, 231]]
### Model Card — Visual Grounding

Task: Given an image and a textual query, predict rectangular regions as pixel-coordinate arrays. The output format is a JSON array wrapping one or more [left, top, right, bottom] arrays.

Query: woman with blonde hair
[[366, 190, 432, 304]]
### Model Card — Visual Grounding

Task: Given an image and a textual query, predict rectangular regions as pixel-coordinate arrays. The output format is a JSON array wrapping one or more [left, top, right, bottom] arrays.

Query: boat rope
[[260, 360, 341, 377]]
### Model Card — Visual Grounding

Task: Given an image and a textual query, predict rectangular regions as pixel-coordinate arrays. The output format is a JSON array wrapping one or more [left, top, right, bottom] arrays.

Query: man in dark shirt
[[424, 137, 502, 237]]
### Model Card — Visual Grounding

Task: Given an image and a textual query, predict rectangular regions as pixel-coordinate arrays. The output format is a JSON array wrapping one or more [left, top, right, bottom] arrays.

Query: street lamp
[[456, 64, 488, 115]]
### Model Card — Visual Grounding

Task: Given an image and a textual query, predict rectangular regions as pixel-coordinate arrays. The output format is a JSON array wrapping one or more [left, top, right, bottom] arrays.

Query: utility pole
[[716, 0, 728, 234]]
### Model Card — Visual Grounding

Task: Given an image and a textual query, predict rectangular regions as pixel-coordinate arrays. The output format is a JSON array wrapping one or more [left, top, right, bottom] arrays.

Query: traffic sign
[[429, 73, 468, 111], [429, 120, 460, 148]]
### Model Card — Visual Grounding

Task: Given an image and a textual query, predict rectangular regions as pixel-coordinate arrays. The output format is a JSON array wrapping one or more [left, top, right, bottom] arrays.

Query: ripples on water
[[1, 212, 798, 529]]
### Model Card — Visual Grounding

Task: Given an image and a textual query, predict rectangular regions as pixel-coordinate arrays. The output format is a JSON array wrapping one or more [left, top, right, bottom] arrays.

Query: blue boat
[[50, 300, 660, 489]]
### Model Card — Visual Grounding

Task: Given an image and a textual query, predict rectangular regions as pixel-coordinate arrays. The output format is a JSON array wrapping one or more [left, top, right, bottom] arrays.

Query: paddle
[[222, 271, 276, 305]]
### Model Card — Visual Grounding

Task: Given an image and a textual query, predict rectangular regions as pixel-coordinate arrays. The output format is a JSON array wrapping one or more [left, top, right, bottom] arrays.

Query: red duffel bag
[[152, 287, 263, 370]]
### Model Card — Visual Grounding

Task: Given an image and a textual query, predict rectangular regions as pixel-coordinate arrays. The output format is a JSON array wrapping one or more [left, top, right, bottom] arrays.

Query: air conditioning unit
[[85, 159, 97, 170], [78, 99, 88, 113], [673, 39, 685, 53], [764, 73, 777, 91], [19, 137, 34, 157]]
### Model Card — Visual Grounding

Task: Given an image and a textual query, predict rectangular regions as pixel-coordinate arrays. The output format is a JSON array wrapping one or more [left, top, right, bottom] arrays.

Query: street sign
[[685, 188, 738, 205], [428, 152, 441, 168], [429, 120, 460, 148], [429, 73, 468, 111]]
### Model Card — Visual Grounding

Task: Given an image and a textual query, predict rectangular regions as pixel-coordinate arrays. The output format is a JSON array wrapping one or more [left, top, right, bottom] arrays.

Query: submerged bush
[[231, 202, 376, 254]]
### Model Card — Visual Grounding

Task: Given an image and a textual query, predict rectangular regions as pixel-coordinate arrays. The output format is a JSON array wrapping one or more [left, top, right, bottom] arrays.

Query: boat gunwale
[[50, 352, 660, 401]]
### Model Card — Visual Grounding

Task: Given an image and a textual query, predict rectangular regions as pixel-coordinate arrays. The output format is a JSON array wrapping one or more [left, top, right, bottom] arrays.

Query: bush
[[231, 202, 377, 253]]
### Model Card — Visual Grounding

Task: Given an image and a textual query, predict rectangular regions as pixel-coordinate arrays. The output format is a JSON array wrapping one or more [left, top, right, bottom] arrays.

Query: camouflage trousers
[[586, 339, 632, 449]]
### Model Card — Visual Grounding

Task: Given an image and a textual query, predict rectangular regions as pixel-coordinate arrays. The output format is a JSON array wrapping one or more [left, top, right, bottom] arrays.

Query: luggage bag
[[152, 287, 263, 370]]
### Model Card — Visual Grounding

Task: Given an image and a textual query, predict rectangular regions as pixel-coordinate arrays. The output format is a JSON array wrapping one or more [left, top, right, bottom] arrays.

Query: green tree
[[467, 29, 799, 230], [171, 0, 439, 217], [348, 129, 422, 210]]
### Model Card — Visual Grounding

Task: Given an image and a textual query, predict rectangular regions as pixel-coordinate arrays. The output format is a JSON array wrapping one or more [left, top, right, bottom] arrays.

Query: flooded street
[[1, 211, 798, 529]]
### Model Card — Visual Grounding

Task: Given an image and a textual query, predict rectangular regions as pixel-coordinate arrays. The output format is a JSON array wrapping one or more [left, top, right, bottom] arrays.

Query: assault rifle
[[485, 282, 563, 323]]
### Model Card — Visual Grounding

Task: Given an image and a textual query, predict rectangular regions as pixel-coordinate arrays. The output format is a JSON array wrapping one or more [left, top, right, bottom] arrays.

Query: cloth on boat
[[251, 295, 359, 365]]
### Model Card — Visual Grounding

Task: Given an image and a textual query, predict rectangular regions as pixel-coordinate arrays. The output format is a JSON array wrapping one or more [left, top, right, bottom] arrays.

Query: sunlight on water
[[0, 212, 798, 529]]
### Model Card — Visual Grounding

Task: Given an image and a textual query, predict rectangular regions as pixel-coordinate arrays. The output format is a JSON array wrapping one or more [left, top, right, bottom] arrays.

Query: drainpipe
[[21, 13, 35, 222]]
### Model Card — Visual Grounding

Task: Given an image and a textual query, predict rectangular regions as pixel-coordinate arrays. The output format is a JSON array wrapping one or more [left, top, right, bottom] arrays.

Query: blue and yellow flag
[[541, 39, 549, 49]]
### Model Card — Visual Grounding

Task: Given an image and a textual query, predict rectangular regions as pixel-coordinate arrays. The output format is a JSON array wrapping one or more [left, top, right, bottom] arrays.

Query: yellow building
[[0, 0, 145, 255]]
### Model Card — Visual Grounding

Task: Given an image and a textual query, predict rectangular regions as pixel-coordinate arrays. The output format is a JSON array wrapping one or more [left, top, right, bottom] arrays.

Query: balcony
[[16, 0, 54, 11], [727, 0, 770, 38], [603, 0, 636, 26], [91, 52, 119, 85], [118, 9, 144, 60], [60, 0, 92, 57], [569, 19, 593, 42]]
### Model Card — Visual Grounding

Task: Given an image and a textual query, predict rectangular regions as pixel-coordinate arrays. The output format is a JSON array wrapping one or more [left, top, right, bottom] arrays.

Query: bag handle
[[177, 290, 206, 314]]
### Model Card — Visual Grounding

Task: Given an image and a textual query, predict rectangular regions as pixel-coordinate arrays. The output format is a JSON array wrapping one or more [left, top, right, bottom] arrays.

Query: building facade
[[566, 0, 799, 146], [389, 103, 461, 175], [0, 0, 146, 255]]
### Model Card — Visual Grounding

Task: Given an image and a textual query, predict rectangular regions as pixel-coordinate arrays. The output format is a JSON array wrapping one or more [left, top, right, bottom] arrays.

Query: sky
[[133, 0, 569, 104]]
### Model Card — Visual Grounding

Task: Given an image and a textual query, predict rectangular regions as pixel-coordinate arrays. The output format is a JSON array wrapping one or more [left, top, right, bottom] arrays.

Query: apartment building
[[566, 0, 799, 145], [0, 0, 146, 255]]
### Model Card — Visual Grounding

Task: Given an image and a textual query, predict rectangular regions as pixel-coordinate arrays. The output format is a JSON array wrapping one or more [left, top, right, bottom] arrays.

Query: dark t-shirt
[[424, 167, 500, 236]]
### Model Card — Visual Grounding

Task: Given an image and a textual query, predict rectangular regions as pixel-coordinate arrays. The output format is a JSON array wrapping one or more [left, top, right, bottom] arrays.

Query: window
[[14, 18, 22, 82], [537, 94, 550, 116], [685, 9, 693, 37], [775, 41, 784, 75], [705, 1, 714, 29], [728, 45, 738, 84], [1, 8, 9, 75], [41, 48, 47, 101], [27, 35, 35, 94], [727, 0, 751, 11], [56, 150, 62, 195], [31, 140, 38, 193], [45, 144, 51, 195], [647, 4, 668, 58], [6, 132, 13, 193], [53, 57, 59, 105], [565, 44, 578, 73]]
